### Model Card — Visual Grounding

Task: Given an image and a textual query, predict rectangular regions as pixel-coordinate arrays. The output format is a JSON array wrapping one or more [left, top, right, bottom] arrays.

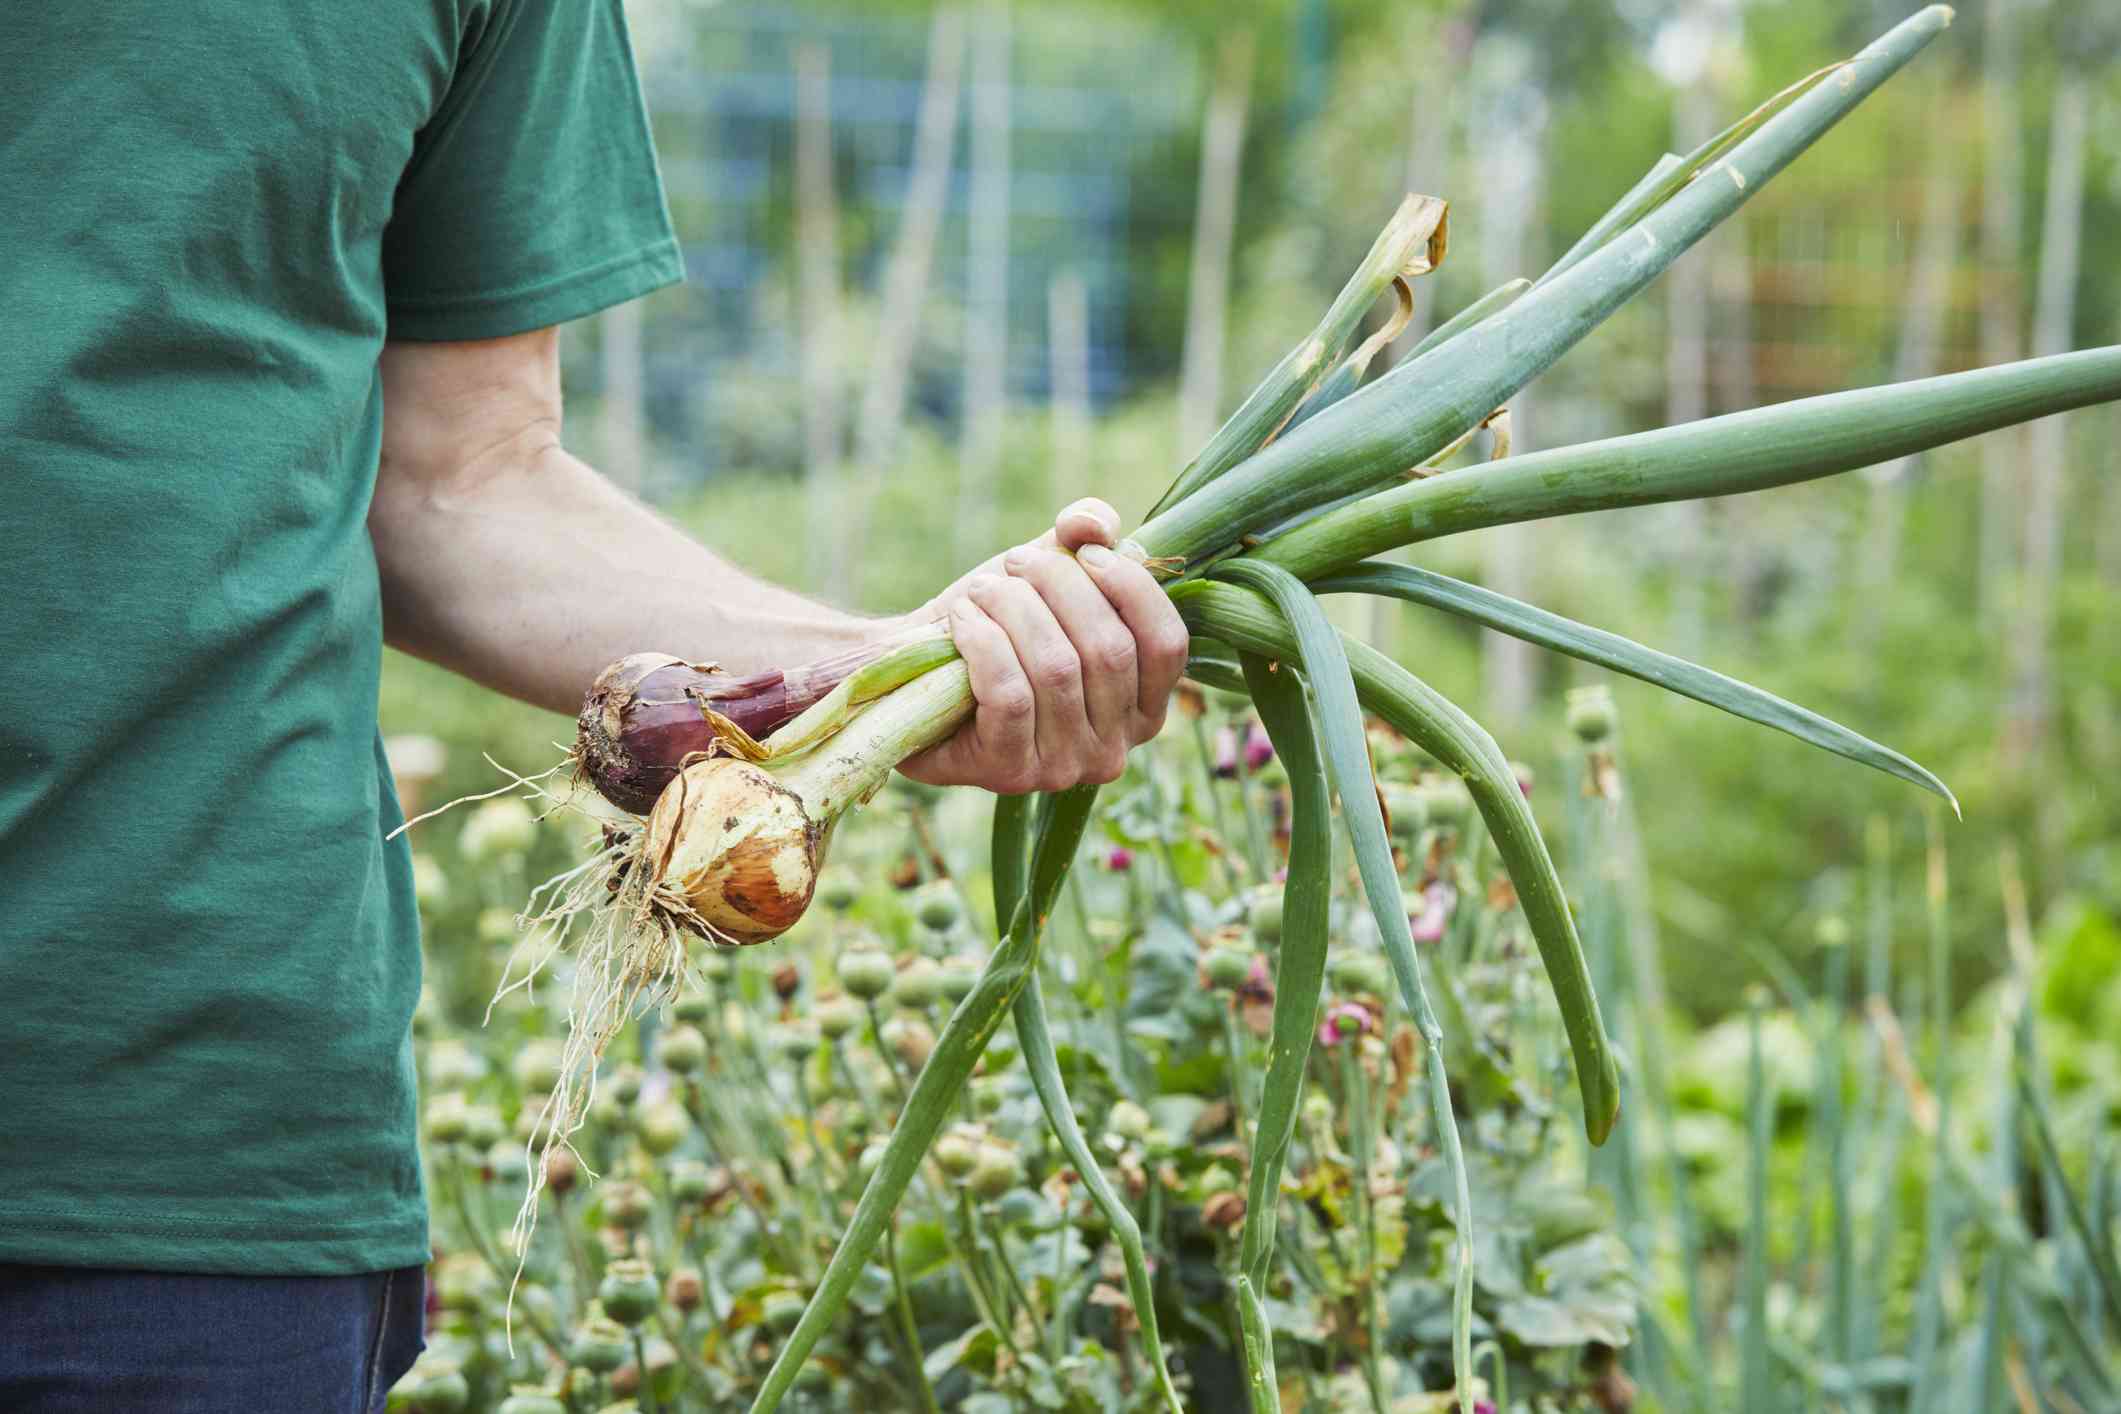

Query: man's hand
[[901, 499, 1189, 793]]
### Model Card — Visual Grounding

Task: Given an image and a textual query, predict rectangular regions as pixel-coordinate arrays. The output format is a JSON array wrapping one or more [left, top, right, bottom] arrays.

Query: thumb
[[1052, 497, 1121, 552]]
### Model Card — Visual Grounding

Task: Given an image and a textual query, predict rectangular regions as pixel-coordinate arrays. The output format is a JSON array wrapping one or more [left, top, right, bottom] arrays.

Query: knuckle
[[987, 677, 1036, 722], [998, 764, 1040, 795], [1031, 649, 1082, 694], [1086, 627, 1136, 676], [1090, 749, 1127, 785]]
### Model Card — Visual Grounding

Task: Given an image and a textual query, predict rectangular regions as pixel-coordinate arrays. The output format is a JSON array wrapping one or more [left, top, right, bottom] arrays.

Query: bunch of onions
[[495, 16, 2121, 1403]]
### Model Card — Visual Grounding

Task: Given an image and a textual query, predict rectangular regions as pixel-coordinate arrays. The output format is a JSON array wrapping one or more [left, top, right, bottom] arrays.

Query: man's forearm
[[370, 436, 890, 717]]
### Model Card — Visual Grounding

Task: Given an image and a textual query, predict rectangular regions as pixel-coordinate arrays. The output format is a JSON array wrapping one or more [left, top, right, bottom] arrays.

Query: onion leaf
[[1312, 561, 1957, 813]]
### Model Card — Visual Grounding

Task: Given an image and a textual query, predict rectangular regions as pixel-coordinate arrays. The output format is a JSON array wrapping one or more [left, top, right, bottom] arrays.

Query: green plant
[[405, 10, 2121, 1410]]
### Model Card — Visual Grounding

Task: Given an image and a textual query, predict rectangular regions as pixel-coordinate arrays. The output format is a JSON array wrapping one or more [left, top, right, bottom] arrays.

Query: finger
[[900, 590, 1034, 790], [1004, 544, 1136, 777], [1075, 542, 1189, 729], [1052, 497, 1121, 552], [968, 574, 1089, 791]]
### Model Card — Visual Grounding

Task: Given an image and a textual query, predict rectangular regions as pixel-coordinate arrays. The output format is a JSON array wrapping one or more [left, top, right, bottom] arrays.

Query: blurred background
[[384, 0, 2121, 1024]]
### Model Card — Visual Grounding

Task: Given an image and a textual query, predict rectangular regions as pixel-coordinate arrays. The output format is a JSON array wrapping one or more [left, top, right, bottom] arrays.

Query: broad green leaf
[[1135, 7, 1953, 567], [1260, 346, 2121, 580], [1312, 561, 1957, 812]]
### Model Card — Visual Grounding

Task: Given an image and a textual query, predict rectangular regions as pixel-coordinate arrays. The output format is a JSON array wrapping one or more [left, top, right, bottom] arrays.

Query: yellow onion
[[638, 663, 972, 947]]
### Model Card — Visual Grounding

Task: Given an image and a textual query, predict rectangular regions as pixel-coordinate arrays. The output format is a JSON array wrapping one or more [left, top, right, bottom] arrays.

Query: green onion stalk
[[482, 9, 2121, 1405]]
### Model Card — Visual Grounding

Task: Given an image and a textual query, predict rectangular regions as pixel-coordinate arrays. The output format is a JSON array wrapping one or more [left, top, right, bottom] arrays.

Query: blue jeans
[[0, 1264, 426, 1413]]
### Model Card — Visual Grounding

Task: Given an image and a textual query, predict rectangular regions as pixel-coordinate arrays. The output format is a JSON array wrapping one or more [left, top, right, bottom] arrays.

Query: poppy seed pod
[[1202, 1191, 1247, 1232], [423, 1093, 470, 1146], [1566, 685, 1616, 743], [913, 882, 963, 932], [1245, 889, 1284, 944], [774, 1022, 820, 1062], [602, 1179, 653, 1231], [484, 1140, 529, 1186], [816, 868, 861, 914], [434, 1253, 491, 1313], [636, 1100, 690, 1157], [815, 995, 862, 1041], [607, 1064, 644, 1106], [891, 957, 944, 1010], [1203, 945, 1254, 992], [1108, 1100, 1153, 1143], [515, 1094, 556, 1144], [497, 1389, 568, 1414], [668, 1158, 712, 1203], [763, 1290, 808, 1335], [967, 1144, 1021, 1202], [657, 1024, 707, 1075], [542, 1146, 580, 1195], [838, 947, 894, 1000], [569, 1316, 631, 1374], [425, 1039, 485, 1091], [669, 992, 712, 1025], [665, 1267, 704, 1313], [461, 795, 537, 862], [933, 1132, 982, 1179], [398, 1359, 470, 1413], [462, 1104, 505, 1150], [1329, 950, 1392, 999], [599, 1258, 660, 1326], [882, 1015, 936, 1070]]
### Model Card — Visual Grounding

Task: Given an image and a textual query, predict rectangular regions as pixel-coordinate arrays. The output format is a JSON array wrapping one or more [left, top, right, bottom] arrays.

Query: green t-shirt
[[0, 2, 682, 1274]]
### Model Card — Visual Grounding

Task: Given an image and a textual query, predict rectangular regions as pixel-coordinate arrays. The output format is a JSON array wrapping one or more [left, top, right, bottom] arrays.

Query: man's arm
[[368, 327, 1189, 793]]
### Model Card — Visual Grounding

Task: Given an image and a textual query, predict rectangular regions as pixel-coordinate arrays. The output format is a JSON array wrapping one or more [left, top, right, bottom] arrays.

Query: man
[[0, 4, 1186, 1408]]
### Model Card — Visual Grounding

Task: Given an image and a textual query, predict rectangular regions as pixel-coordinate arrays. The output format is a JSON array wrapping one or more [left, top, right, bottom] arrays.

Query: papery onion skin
[[577, 626, 947, 814], [578, 653, 851, 814], [640, 757, 823, 944]]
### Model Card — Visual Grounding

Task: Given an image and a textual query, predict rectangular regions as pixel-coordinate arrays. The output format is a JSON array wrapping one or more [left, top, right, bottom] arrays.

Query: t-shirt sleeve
[[382, 0, 685, 341]]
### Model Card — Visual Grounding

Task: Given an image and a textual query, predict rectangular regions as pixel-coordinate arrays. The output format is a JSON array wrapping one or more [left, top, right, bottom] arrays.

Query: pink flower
[[1243, 721, 1275, 772], [1410, 880, 1457, 944], [1475, 1403, 1497, 1414], [1105, 846, 1134, 872], [1239, 955, 1275, 1004], [1316, 1000, 1375, 1048], [1211, 726, 1239, 779]]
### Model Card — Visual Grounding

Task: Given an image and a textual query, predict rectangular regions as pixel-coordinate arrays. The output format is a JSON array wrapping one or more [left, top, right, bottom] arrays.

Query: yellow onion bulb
[[638, 660, 976, 946], [640, 758, 824, 944]]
